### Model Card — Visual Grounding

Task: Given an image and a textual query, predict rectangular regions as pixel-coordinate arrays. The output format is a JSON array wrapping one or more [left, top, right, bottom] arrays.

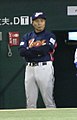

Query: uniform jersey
[[19, 30, 57, 62]]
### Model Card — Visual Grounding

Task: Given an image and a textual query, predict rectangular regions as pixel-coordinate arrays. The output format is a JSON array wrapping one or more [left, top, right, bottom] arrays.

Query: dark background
[[0, 0, 77, 108]]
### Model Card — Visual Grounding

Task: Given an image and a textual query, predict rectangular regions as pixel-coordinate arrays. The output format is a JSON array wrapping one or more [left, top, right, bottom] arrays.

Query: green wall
[[0, 0, 77, 108]]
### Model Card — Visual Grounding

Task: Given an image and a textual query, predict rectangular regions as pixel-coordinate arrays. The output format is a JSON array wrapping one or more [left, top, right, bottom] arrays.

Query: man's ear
[[32, 21, 34, 27]]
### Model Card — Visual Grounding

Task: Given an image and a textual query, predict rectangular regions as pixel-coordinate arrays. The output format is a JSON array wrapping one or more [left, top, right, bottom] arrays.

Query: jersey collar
[[34, 29, 45, 35]]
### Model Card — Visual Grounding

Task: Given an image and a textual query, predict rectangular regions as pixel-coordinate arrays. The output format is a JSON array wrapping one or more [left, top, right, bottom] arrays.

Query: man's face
[[32, 18, 46, 33]]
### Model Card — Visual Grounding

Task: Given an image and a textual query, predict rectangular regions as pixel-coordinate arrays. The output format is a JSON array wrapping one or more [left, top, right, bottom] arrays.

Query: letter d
[[14, 17, 20, 25]]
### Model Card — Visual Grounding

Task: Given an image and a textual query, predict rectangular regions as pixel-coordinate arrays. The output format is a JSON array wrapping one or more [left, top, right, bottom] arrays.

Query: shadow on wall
[[53, 31, 77, 108]]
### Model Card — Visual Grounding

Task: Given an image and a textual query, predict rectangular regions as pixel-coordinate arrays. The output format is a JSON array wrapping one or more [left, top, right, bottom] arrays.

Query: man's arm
[[30, 37, 57, 56]]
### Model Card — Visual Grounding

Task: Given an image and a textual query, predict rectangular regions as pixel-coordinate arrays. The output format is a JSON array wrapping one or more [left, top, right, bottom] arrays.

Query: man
[[74, 48, 77, 68], [19, 12, 57, 108]]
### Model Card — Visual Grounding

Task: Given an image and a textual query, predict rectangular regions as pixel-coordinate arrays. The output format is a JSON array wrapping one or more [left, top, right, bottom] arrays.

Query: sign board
[[67, 6, 77, 15]]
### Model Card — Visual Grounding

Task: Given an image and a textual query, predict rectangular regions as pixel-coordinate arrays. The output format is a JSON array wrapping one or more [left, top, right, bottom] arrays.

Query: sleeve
[[19, 34, 37, 58]]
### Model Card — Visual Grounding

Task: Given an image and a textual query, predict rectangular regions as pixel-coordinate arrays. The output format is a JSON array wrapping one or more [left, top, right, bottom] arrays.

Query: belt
[[27, 62, 47, 66]]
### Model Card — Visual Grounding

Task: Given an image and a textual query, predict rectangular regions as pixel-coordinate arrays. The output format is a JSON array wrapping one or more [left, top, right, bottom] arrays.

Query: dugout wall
[[0, 0, 77, 108]]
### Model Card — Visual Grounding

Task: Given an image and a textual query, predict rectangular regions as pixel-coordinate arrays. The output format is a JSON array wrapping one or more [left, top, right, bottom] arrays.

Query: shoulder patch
[[50, 38, 55, 45], [20, 42, 25, 46]]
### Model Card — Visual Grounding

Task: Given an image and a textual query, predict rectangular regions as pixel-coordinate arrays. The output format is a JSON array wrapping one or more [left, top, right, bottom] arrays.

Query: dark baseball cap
[[32, 12, 46, 21]]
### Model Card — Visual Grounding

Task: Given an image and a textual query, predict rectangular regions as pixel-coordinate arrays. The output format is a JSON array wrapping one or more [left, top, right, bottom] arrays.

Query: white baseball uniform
[[25, 61, 56, 108]]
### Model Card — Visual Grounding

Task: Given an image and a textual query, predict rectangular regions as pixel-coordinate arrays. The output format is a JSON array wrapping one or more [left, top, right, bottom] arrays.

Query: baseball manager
[[19, 12, 57, 108]]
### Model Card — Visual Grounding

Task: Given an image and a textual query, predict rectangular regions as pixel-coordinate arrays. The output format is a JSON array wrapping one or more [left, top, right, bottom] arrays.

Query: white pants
[[25, 61, 56, 108]]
